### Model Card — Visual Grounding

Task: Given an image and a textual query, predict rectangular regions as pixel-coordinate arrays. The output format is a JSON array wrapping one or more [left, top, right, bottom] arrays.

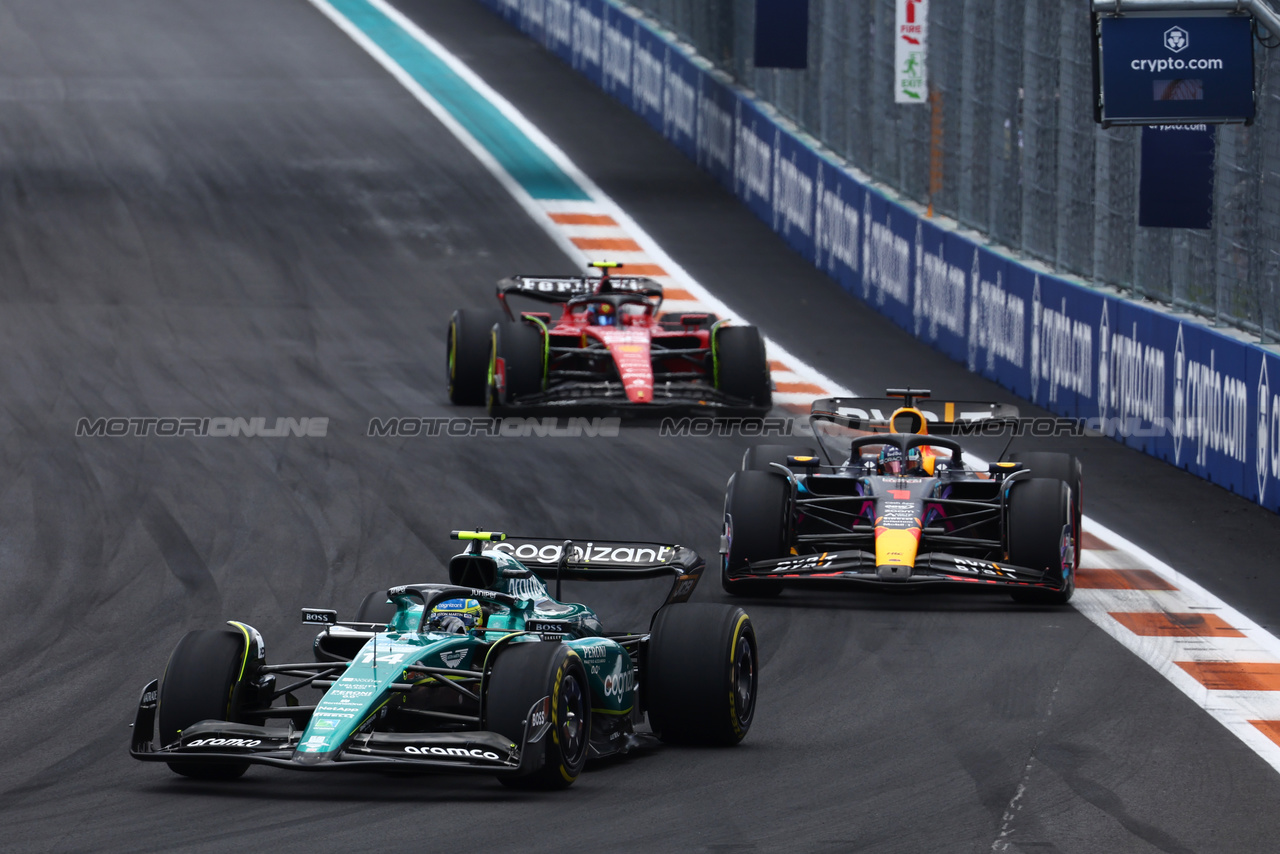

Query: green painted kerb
[[328, 0, 589, 201]]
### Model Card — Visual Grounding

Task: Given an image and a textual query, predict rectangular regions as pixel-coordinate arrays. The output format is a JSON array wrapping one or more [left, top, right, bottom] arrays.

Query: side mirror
[[302, 608, 337, 626], [787, 455, 822, 469]]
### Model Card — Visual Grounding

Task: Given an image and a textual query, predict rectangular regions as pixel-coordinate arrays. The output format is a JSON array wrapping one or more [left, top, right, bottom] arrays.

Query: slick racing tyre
[[646, 604, 758, 746], [714, 326, 771, 410], [158, 629, 253, 780], [486, 642, 590, 789], [1007, 477, 1077, 606], [448, 310, 505, 405], [721, 471, 788, 598], [1006, 452, 1083, 568], [742, 444, 819, 472], [487, 320, 546, 413]]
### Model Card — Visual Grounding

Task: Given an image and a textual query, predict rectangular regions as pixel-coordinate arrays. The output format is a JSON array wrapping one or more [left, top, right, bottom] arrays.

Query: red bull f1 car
[[447, 263, 772, 414], [131, 531, 757, 789], [719, 390, 1083, 605]]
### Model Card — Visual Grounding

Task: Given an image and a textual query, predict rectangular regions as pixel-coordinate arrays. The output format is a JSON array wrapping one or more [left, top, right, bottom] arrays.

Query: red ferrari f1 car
[[447, 263, 772, 414]]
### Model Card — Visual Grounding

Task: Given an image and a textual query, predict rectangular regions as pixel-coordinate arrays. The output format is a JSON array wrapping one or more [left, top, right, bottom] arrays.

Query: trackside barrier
[[474, 0, 1280, 514]]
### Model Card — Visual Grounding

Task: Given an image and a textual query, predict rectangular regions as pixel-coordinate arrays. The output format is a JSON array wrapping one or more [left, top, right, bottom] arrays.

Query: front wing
[[130, 681, 549, 775], [728, 549, 1070, 592], [498, 381, 764, 415]]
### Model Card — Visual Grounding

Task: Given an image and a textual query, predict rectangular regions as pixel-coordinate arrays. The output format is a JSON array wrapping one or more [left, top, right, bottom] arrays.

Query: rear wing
[[497, 275, 664, 307], [810, 396, 1019, 434], [493, 535, 704, 607]]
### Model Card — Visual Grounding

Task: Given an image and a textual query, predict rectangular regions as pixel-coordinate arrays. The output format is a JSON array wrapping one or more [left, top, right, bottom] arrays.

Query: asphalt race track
[[3, 0, 1280, 851]]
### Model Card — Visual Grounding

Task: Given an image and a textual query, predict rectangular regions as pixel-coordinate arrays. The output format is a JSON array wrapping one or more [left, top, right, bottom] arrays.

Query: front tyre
[[486, 642, 590, 789], [722, 471, 788, 597], [487, 320, 547, 413], [157, 629, 252, 780], [448, 310, 505, 405], [1007, 478, 1076, 605], [1006, 452, 1083, 568], [714, 326, 771, 410], [646, 604, 758, 745]]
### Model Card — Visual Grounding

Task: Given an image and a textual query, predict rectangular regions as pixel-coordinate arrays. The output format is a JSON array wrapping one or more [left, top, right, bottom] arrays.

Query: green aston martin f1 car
[[130, 531, 757, 789]]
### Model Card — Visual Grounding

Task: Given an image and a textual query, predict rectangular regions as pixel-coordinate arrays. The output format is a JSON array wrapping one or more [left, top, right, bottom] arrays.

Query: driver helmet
[[426, 598, 484, 634], [586, 301, 616, 327], [878, 445, 921, 475]]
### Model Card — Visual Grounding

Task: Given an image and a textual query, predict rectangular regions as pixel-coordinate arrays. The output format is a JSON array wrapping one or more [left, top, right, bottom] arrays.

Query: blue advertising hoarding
[[695, 72, 737, 190], [1098, 14, 1255, 125], [661, 45, 699, 160], [571, 0, 605, 86], [476, 0, 1280, 515], [630, 22, 666, 132]]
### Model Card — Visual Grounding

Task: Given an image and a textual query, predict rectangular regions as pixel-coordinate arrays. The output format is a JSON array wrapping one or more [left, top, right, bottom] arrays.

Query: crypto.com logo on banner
[[895, 0, 928, 104]]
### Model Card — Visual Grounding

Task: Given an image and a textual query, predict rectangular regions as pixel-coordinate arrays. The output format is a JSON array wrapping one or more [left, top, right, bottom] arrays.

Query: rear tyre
[[1007, 478, 1076, 605], [714, 326, 771, 409], [356, 590, 396, 625], [721, 471, 788, 598], [646, 604, 758, 745], [487, 320, 547, 412], [158, 629, 251, 780], [742, 444, 819, 472], [1006, 452, 1083, 567], [448, 310, 505, 406], [486, 642, 590, 789]]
